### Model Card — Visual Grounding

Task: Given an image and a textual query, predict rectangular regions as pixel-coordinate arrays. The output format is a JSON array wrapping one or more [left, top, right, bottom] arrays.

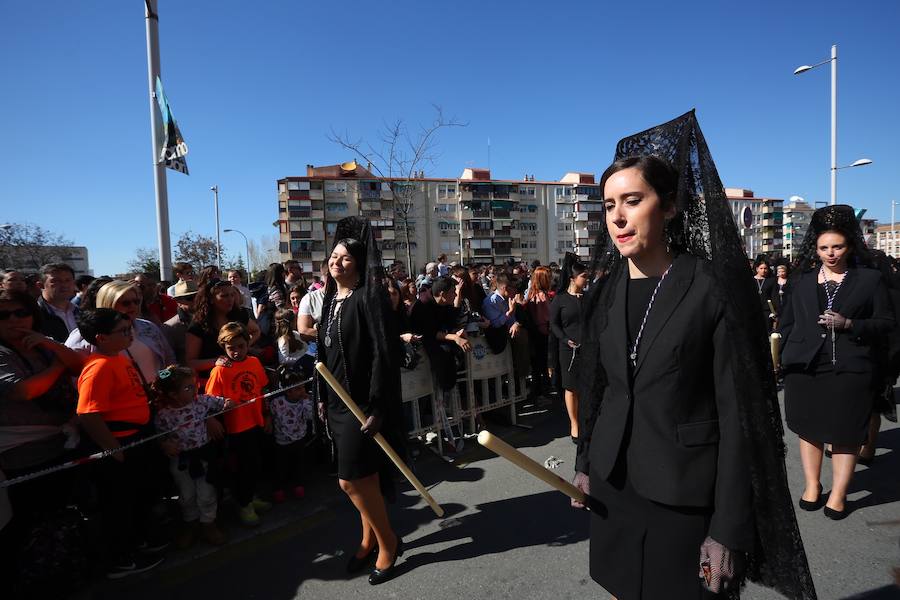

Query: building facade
[[782, 197, 815, 261], [725, 188, 783, 259], [277, 162, 594, 273], [875, 224, 900, 257]]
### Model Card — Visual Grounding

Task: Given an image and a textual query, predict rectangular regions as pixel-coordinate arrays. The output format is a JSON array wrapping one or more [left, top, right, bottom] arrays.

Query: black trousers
[[528, 331, 549, 396], [273, 439, 305, 491], [228, 428, 262, 507], [91, 437, 158, 561]]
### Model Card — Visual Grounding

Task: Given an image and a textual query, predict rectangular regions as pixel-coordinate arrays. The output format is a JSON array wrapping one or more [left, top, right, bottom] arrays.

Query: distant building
[[782, 198, 815, 260], [0, 245, 91, 277], [875, 224, 900, 257], [276, 162, 600, 272], [725, 188, 783, 259]]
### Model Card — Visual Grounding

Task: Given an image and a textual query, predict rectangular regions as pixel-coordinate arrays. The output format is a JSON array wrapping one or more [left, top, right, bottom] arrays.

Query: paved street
[[80, 392, 899, 600]]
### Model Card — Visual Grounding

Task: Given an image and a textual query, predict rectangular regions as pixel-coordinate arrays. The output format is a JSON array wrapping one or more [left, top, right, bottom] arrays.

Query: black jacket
[[578, 254, 754, 551], [37, 296, 77, 343], [779, 267, 894, 374]]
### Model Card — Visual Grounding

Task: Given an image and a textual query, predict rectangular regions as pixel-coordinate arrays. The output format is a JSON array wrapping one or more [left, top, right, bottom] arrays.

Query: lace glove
[[571, 472, 590, 510], [699, 536, 738, 594]]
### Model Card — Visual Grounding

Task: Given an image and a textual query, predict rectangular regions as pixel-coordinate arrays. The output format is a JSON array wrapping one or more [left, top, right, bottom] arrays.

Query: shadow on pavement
[[846, 428, 900, 514], [393, 489, 588, 578], [841, 584, 900, 599]]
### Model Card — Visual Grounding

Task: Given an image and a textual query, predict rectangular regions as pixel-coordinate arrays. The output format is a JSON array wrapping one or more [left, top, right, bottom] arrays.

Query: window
[[434, 203, 455, 213], [287, 181, 301, 191], [519, 186, 535, 197], [554, 187, 574, 199], [325, 181, 347, 193], [325, 202, 347, 213], [279, 182, 287, 193], [326, 222, 337, 235], [437, 184, 457, 198]]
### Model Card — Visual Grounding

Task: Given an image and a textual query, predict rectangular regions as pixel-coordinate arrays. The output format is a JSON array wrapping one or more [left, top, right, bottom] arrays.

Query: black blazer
[[779, 267, 894, 374], [549, 292, 582, 344], [578, 253, 754, 551]]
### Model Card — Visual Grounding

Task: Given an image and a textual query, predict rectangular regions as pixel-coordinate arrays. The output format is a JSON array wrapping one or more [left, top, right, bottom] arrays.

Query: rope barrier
[[0, 377, 313, 489]]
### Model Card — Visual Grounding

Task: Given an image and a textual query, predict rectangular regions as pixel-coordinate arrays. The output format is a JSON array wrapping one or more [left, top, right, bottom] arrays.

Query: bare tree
[[0, 223, 74, 270], [328, 105, 466, 273], [174, 231, 226, 269], [127, 247, 161, 275], [247, 235, 280, 274]]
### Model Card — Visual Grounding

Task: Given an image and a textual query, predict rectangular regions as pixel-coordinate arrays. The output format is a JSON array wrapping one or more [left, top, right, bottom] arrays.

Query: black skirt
[[589, 460, 720, 600], [327, 405, 383, 481], [784, 364, 873, 446], [558, 343, 578, 391]]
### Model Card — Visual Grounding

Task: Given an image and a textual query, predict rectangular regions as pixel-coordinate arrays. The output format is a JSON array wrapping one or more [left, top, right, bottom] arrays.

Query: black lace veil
[[793, 204, 873, 273], [579, 110, 817, 599]]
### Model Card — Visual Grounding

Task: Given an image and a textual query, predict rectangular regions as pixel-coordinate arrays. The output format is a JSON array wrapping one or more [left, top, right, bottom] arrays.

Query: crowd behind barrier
[[0, 254, 565, 597]]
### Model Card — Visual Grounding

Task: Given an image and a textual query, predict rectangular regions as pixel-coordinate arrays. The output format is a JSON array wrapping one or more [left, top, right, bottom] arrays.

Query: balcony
[[312, 230, 325, 241], [308, 189, 323, 200], [472, 248, 493, 257], [461, 209, 491, 220], [462, 229, 493, 239]]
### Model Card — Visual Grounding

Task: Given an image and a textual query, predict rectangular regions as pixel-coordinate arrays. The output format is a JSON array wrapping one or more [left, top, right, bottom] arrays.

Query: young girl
[[152, 365, 234, 547], [267, 367, 314, 503], [205, 322, 271, 526], [274, 308, 308, 370]]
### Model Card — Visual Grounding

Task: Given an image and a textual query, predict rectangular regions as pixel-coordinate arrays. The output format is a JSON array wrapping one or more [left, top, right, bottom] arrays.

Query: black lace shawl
[[578, 110, 817, 600]]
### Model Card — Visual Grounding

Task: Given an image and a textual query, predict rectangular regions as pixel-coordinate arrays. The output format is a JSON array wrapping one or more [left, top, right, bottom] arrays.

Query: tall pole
[[225, 229, 250, 274], [211, 185, 222, 270], [145, 0, 172, 280], [830, 44, 837, 205], [892, 200, 897, 257]]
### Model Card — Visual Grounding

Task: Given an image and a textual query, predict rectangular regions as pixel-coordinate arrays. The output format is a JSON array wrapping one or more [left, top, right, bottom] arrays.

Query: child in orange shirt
[[75, 308, 164, 579], [205, 322, 271, 526]]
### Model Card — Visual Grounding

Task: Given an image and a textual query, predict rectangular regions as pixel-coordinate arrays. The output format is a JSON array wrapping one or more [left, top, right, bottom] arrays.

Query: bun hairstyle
[[148, 364, 195, 409]]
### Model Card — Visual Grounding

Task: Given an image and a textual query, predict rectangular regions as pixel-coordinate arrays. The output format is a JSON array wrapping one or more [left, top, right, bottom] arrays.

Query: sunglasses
[[0, 308, 31, 320]]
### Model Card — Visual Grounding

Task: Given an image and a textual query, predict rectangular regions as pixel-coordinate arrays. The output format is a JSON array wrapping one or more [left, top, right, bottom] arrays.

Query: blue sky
[[2, 0, 898, 276]]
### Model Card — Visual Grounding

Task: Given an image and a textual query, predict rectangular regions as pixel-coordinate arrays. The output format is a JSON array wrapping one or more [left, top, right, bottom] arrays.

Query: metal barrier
[[400, 338, 525, 453]]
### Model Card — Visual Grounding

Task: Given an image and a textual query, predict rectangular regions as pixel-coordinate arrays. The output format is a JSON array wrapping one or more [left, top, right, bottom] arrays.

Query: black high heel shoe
[[824, 505, 849, 520], [346, 546, 377, 574], [798, 483, 824, 511], [368, 538, 404, 585]]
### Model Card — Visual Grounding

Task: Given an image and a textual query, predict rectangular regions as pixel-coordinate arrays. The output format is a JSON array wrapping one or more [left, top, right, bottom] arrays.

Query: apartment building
[[875, 224, 900, 257], [277, 162, 591, 272], [782, 197, 815, 260], [725, 188, 783, 259]]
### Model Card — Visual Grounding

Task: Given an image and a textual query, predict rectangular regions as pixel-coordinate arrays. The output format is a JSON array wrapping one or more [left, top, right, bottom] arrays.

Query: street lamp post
[[210, 185, 222, 270], [224, 228, 250, 273], [794, 45, 872, 205]]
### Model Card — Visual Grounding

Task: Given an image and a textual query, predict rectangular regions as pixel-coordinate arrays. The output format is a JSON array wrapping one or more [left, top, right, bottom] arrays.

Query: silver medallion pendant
[[324, 335, 332, 348]]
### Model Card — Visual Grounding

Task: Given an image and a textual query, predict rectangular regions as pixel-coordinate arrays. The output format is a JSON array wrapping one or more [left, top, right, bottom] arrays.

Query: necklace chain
[[819, 266, 846, 366], [629, 263, 673, 367]]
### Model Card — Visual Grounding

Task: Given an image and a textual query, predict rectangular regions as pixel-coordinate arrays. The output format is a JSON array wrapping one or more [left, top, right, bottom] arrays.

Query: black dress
[[320, 290, 400, 481], [782, 269, 894, 446], [549, 292, 582, 391]]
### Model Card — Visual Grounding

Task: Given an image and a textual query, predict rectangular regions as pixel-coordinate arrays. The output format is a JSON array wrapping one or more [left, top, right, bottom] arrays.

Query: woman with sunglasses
[[0, 289, 83, 588], [65, 280, 175, 383]]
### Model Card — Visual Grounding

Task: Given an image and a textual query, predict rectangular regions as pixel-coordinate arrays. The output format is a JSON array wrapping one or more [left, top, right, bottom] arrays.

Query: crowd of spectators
[[0, 254, 565, 596]]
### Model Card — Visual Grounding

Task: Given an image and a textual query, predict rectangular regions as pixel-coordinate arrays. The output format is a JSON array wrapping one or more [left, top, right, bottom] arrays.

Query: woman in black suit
[[549, 253, 588, 441], [317, 218, 405, 585], [780, 205, 894, 520], [572, 112, 814, 600]]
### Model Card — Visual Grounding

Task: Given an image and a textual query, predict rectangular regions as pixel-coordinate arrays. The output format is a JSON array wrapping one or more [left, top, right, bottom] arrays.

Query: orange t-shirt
[[205, 356, 266, 434], [77, 354, 151, 438]]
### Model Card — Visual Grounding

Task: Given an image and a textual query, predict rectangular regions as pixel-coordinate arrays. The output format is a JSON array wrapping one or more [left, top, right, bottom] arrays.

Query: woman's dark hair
[[287, 284, 306, 302], [265, 263, 286, 291], [0, 290, 42, 331], [273, 308, 302, 354], [599, 155, 678, 209], [753, 256, 770, 271], [334, 238, 367, 286], [76, 308, 129, 345], [80, 276, 114, 311], [191, 280, 237, 333]]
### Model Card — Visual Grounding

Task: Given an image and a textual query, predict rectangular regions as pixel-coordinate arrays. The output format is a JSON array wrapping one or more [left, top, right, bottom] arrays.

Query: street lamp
[[223, 228, 250, 273], [210, 185, 222, 270], [793, 44, 872, 205]]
